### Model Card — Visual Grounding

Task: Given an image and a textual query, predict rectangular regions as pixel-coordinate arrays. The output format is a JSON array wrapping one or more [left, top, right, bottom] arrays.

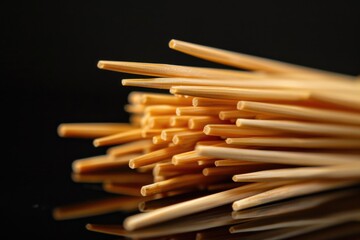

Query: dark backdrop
[[3, 1, 359, 239]]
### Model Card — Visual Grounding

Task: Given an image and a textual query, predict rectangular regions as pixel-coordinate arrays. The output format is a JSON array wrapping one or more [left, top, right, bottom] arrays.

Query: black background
[[3, 1, 359, 239]]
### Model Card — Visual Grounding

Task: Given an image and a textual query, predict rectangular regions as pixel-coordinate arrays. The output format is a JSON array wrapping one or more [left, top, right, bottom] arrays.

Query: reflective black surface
[[4, 1, 360, 239]]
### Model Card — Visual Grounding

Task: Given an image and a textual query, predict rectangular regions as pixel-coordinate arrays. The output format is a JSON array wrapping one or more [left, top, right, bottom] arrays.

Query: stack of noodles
[[54, 40, 360, 239]]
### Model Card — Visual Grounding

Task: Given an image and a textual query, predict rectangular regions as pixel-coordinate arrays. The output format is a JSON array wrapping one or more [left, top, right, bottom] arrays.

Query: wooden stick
[[233, 164, 360, 182], [147, 116, 172, 128], [171, 86, 310, 101], [238, 101, 360, 125], [161, 128, 189, 141], [137, 161, 166, 173], [72, 154, 141, 173], [153, 162, 204, 177], [236, 119, 360, 137], [57, 123, 136, 138], [129, 144, 194, 169], [144, 142, 168, 153], [219, 110, 256, 120], [203, 124, 285, 137], [103, 182, 143, 196], [203, 163, 283, 176], [152, 135, 171, 145], [93, 129, 143, 147], [124, 104, 145, 114], [198, 160, 217, 167], [231, 189, 355, 220], [172, 150, 216, 165], [128, 91, 182, 101], [206, 182, 246, 192], [140, 174, 219, 196], [106, 139, 152, 157], [170, 116, 192, 127], [169, 39, 354, 81], [189, 116, 228, 130], [127, 91, 144, 104], [141, 128, 163, 138], [226, 137, 360, 148], [232, 180, 356, 211], [197, 146, 360, 166], [98, 60, 258, 79], [215, 160, 263, 167], [129, 114, 142, 127], [196, 140, 226, 146], [145, 105, 178, 116], [140, 93, 193, 106], [193, 97, 238, 107], [311, 91, 360, 111], [173, 131, 216, 145], [176, 106, 234, 116], [255, 113, 287, 120], [123, 181, 288, 230], [123, 77, 358, 92]]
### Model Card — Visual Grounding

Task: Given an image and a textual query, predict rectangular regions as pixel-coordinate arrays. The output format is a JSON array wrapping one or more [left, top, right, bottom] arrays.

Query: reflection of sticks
[[123, 181, 289, 230], [232, 217, 360, 240], [71, 171, 153, 184], [290, 222, 360, 240], [196, 226, 250, 240], [230, 204, 360, 233], [232, 189, 357, 220], [88, 205, 246, 238], [52, 196, 145, 220]]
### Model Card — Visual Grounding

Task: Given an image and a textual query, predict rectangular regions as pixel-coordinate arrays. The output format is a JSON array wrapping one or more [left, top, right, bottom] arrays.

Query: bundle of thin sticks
[[55, 40, 360, 239]]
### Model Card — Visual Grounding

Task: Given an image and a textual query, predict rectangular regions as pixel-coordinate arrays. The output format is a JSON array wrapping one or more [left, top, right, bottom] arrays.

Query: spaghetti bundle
[[55, 40, 360, 239]]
